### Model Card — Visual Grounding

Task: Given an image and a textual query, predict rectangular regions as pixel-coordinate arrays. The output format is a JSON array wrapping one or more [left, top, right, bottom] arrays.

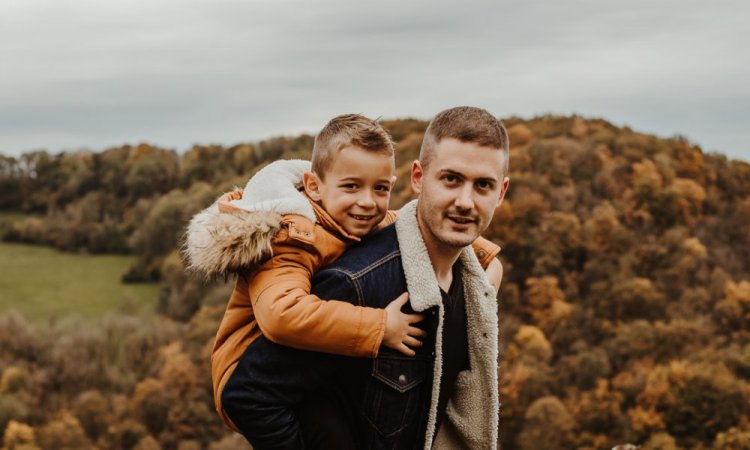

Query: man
[[308, 106, 510, 449]]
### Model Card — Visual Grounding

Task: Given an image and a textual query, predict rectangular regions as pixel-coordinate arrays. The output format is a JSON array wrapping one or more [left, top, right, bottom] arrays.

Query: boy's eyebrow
[[337, 176, 392, 183]]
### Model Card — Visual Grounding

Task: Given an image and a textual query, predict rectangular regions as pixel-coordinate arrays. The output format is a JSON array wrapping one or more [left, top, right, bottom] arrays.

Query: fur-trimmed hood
[[182, 160, 314, 279]]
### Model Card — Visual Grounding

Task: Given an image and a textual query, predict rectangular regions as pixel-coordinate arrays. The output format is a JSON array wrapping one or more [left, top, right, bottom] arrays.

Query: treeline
[[2, 116, 750, 449]]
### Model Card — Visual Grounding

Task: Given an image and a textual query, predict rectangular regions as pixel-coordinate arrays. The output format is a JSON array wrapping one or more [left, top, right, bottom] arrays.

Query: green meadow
[[0, 242, 160, 321]]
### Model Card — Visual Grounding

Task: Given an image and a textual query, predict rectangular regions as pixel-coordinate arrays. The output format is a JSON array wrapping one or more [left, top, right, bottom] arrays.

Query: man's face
[[307, 145, 396, 237], [412, 137, 509, 249]]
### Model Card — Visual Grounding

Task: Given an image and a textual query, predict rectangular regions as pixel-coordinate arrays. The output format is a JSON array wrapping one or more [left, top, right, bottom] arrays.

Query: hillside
[[1, 115, 749, 449]]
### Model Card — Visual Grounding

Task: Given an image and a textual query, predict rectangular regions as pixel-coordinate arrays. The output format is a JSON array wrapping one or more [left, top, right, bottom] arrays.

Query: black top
[[436, 260, 469, 430]]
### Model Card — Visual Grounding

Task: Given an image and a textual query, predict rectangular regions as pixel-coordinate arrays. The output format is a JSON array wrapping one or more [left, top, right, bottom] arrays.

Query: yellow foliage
[[513, 325, 552, 363], [570, 116, 589, 138], [507, 124, 534, 147], [681, 237, 707, 259], [628, 405, 666, 434], [725, 280, 750, 306], [159, 343, 199, 395], [36, 412, 91, 450], [0, 367, 29, 395], [632, 159, 664, 192], [134, 435, 162, 450], [3, 421, 35, 449]]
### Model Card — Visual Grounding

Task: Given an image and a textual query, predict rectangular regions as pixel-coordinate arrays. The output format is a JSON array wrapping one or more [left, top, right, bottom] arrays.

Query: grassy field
[[0, 242, 160, 321]]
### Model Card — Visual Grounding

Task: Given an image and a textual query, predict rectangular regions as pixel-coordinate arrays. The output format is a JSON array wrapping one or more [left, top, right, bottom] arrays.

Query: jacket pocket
[[362, 354, 430, 439]]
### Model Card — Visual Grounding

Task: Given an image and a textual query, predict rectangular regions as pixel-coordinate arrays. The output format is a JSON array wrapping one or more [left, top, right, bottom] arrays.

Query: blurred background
[[1, 1, 749, 449]]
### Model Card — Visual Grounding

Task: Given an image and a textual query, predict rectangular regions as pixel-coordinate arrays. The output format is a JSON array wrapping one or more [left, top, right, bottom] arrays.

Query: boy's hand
[[383, 293, 426, 357]]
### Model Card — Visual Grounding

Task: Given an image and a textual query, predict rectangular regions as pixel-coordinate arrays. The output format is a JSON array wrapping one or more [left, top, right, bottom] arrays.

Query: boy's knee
[[221, 377, 303, 449]]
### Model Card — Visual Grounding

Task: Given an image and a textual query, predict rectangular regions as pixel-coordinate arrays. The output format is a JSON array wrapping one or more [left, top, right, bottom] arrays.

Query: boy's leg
[[221, 336, 344, 450]]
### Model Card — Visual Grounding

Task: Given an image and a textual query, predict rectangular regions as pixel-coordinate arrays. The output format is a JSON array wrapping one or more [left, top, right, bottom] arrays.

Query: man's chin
[[435, 230, 477, 248]]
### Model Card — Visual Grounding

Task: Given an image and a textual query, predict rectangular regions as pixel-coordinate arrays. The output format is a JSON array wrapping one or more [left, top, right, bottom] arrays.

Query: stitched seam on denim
[[318, 249, 400, 281], [348, 250, 401, 280]]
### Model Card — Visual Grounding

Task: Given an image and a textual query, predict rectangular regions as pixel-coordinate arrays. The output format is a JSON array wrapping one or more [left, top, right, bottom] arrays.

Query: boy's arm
[[248, 229, 387, 358]]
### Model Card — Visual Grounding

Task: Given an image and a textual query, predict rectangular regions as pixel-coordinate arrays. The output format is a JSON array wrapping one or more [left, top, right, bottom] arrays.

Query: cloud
[[0, 0, 748, 161]]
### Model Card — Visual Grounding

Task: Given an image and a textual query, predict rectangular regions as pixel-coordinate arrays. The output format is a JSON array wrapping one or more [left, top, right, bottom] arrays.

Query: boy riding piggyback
[[185, 114, 501, 448]]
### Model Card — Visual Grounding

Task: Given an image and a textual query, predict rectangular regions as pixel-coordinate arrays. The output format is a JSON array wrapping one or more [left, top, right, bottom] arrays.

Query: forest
[[1, 115, 749, 450]]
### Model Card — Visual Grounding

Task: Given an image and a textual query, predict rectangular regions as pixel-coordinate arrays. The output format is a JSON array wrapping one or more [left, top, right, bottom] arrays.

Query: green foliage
[[0, 243, 159, 320]]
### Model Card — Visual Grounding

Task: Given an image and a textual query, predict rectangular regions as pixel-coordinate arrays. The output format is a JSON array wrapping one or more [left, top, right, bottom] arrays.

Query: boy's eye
[[444, 175, 460, 184], [375, 184, 391, 192], [340, 183, 358, 189]]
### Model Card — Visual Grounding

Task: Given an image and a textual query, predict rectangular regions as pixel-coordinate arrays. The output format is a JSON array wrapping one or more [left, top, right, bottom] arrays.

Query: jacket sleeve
[[471, 236, 501, 269], [247, 227, 387, 358]]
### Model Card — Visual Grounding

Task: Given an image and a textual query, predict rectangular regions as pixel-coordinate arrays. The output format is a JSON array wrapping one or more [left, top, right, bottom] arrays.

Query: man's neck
[[417, 214, 462, 293]]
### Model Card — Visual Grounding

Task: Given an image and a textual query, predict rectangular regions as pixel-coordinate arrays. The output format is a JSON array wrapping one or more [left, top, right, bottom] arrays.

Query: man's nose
[[454, 185, 474, 210]]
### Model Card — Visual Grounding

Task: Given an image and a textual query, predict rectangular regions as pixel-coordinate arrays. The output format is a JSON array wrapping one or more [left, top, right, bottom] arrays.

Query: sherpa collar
[[395, 199, 499, 450]]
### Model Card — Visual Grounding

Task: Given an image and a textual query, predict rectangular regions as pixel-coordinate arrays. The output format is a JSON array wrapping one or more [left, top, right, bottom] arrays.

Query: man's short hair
[[419, 106, 509, 173], [312, 114, 395, 179]]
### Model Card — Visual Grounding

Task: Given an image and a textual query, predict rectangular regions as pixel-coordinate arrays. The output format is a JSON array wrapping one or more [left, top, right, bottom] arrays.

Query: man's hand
[[383, 293, 426, 356], [485, 257, 503, 295]]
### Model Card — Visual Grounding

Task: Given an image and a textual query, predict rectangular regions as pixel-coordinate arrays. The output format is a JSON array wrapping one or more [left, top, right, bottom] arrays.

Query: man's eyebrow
[[438, 169, 465, 178], [439, 169, 498, 183]]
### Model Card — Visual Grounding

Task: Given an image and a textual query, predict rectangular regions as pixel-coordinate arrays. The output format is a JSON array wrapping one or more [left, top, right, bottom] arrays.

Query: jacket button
[[398, 374, 408, 386], [478, 250, 487, 258]]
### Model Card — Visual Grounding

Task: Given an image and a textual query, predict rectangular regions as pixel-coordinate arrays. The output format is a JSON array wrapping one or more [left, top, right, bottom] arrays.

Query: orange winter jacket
[[188, 189, 501, 428]]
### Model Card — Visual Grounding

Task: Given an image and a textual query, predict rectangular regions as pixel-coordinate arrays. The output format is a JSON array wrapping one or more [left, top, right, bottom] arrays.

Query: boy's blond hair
[[312, 114, 395, 179], [420, 106, 509, 174]]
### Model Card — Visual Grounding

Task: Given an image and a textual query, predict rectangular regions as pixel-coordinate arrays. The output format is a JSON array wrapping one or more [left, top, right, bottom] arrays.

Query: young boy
[[184, 114, 501, 448]]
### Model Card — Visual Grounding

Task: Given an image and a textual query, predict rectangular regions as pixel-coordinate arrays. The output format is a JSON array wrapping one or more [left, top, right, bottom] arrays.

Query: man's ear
[[410, 160, 424, 195], [303, 172, 323, 202], [497, 177, 510, 207]]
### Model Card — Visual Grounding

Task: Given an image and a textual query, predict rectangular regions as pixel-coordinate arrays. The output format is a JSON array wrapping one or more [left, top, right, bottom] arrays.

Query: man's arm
[[485, 257, 503, 294]]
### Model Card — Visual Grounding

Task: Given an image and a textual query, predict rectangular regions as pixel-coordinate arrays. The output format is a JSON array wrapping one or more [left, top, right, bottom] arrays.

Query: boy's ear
[[303, 172, 323, 201], [390, 175, 397, 188]]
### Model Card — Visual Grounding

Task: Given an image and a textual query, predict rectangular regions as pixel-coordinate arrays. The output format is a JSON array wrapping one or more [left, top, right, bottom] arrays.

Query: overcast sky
[[1, 0, 748, 162]]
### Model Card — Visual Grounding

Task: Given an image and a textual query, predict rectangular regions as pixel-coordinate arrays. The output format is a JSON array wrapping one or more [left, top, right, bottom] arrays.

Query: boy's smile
[[305, 145, 396, 237]]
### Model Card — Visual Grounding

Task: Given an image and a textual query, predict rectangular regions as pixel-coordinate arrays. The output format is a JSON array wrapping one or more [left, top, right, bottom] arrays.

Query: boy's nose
[[357, 192, 376, 208]]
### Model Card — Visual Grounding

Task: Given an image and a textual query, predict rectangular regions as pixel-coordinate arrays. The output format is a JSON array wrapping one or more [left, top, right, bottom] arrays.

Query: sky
[[1, 0, 748, 162]]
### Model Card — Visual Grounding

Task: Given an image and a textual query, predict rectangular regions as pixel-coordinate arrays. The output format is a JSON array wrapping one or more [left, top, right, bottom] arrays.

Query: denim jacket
[[312, 200, 500, 449]]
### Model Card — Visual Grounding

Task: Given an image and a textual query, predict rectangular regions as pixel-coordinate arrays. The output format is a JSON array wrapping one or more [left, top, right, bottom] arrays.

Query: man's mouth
[[446, 215, 476, 225]]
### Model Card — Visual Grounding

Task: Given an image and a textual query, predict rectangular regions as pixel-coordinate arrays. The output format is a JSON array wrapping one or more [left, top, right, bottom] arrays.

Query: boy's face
[[305, 145, 396, 237]]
